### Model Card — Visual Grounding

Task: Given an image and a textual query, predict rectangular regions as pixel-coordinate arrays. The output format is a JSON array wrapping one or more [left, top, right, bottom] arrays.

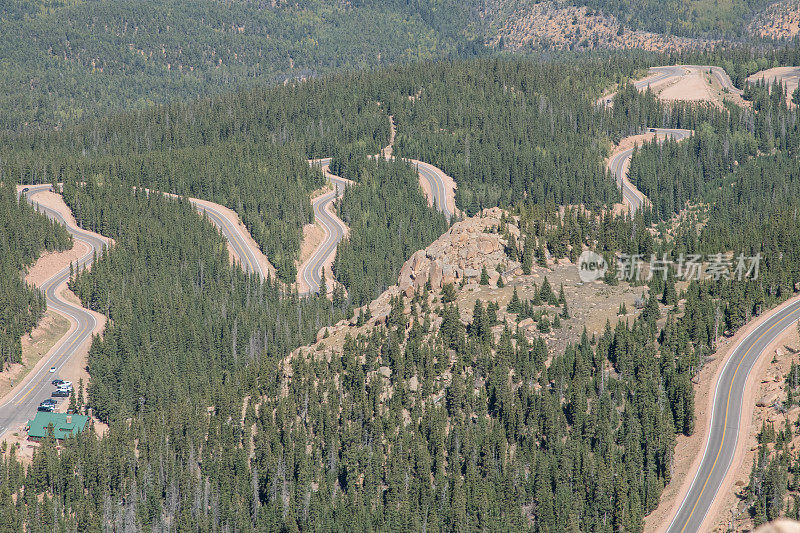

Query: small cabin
[[26, 412, 88, 441]]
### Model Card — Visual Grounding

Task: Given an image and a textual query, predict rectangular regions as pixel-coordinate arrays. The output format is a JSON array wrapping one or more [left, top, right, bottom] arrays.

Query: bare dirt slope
[[748, 0, 800, 40], [747, 67, 800, 107], [489, 1, 708, 52]]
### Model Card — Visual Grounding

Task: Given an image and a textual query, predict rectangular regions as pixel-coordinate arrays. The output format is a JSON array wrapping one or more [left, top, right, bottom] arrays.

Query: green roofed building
[[27, 412, 88, 441]]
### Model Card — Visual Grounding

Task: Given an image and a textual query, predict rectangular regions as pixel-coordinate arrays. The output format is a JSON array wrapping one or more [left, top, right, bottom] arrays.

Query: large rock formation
[[397, 207, 520, 297]]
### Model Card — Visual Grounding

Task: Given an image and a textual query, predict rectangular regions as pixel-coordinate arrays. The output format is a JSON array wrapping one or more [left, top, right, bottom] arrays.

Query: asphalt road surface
[[0, 185, 108, 440], [301, 156, 453, 294], [666, 299, 800, 532], [608, 128, 692, 213], [302, 158, 348, 294], [191, 200, 266, 279], [412, 160, 453, 220]]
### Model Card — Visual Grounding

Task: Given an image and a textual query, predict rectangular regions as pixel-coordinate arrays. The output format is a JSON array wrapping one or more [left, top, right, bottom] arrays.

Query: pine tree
[[480, 266, 490, 285]]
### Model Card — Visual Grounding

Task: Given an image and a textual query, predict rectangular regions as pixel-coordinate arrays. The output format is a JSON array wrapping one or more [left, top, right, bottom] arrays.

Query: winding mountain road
[[301, 150, 456, 295], [0, 185, 271, 441], [600, 64, 742, 107], [189, 199, 268, 280], [0, 185, 108, 440], [666, 300, 800, 532], [608, 64, 797, 533], [301, 158, 350, 295], [608, 128, 693, 213]]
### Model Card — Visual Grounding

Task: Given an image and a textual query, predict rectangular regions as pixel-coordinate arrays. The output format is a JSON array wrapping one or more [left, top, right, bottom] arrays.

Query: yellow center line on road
[[13, 311, 85, 406], [679, 310, 797, 532]]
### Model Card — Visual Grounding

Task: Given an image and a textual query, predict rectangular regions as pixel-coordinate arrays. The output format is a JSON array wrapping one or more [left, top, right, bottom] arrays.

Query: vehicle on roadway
[[49, 366, 56, 373]]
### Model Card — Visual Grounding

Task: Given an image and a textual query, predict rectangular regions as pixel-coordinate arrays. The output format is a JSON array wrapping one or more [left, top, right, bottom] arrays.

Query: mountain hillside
[[0, 0, 485, 130]]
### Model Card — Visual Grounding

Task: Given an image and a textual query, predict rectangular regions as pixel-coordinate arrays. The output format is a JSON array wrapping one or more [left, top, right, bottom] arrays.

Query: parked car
[[57, 381, 72, 389], [22, 187, 29, 193], [52, 379, 65, 386], [52, 389, 70, 397], [38, 400, 56, 412]]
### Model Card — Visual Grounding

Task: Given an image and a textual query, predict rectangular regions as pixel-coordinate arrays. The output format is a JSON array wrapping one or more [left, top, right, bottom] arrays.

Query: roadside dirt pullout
[[636, 65, 746, 108], [747, 67, 800, 107]]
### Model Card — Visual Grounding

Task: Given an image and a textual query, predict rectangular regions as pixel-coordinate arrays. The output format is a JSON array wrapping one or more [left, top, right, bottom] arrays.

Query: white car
[[49, 367, 56, 373]]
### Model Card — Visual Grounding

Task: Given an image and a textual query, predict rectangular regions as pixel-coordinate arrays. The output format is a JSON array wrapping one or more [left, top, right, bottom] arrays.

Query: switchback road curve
[[666, 299, 800, 532], [599, 64, 742, 106], [0, 185, 108, 439], [189, 200, 267, 280], [608, 128, 693, 213], [302, 158, 349, 295], [301, 156, 454, 295], [137, 187, 269, 280]]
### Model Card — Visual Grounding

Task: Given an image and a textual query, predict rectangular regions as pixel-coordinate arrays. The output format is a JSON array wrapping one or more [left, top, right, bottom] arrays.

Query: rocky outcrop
[[310, 208, 521, 344], [397, 207, 520, 297]]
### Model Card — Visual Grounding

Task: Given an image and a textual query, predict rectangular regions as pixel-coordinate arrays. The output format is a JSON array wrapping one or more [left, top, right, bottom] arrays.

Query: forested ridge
[[332, 157, 449, 306], [62, 178, 350, 421], [4, 41, 800, 530], [0, 56, 652, 280], [0, 0, 487, 131], [0, 184, 71, 369]]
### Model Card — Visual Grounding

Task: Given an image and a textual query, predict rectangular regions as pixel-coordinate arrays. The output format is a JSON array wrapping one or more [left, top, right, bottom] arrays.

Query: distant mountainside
[[486, 0, 799, 54], [1, 0, 797, 131], [0, 0, 486, 130], [549, 0, 777, 38], [748, 0, 800, 40]]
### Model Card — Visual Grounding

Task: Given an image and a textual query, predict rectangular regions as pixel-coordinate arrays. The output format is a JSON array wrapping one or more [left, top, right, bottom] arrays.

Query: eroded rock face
[[306, 208, 521, 347], [397, 207, 520, 297]]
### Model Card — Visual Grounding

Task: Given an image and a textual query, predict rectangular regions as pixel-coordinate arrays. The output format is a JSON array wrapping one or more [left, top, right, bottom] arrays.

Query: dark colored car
[[52, 379, 65, 386], [21, 187, 29, 193], [51, 389, 70, 397]]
